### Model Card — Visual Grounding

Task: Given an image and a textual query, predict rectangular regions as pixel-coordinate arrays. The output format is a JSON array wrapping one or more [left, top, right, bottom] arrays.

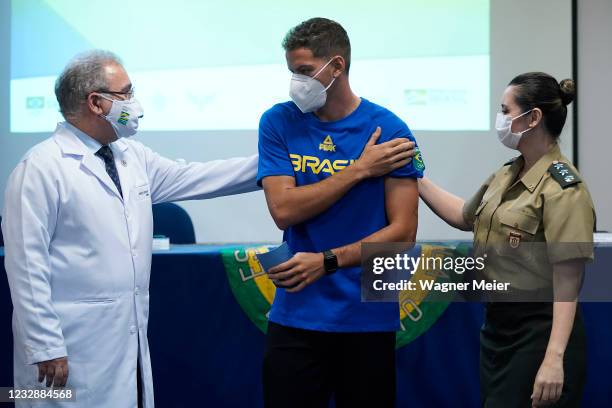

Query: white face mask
[[99, 94, 144, 139], [495, 109, 534, 150], [289, 58, 337, 113]]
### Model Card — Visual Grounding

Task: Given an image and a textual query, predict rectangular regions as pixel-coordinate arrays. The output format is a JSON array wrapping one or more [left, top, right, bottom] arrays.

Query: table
[[1, 245, 611, 407]]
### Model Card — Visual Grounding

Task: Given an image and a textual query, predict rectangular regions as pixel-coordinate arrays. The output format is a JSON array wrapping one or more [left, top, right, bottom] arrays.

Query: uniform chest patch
[[509, 231, 522, 248]]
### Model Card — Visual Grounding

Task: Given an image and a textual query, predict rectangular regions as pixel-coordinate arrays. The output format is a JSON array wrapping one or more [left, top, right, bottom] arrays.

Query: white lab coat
[[1, 123, 259, 407]]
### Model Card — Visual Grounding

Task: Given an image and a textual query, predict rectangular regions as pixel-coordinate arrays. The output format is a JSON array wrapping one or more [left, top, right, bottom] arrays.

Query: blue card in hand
[[256, 242, 294, 273]]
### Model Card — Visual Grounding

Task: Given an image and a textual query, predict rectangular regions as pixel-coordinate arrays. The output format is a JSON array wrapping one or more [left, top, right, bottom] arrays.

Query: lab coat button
[[130, 326, 137, 335]]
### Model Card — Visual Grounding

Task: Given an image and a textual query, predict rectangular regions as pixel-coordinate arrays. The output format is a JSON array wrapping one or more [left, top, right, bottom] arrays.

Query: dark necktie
[[95, 145, 123, 198]]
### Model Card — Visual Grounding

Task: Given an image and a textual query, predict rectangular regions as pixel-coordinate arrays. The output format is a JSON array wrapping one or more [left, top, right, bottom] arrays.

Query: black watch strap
[[323, 250, 338, 275]]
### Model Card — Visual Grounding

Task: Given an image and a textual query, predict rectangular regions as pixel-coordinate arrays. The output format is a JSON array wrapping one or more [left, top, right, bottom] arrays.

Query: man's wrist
[[349, 160, 369, 181], [28, 347, 68, 366]]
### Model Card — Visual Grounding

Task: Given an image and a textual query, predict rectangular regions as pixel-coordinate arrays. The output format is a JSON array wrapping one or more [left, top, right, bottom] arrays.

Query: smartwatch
[[323, 250, 338, 275]]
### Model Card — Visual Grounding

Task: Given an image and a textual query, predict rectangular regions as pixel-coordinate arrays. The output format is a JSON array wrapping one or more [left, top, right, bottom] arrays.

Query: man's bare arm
[[262, 127, 414, 229], [333, 177, 418, 268]]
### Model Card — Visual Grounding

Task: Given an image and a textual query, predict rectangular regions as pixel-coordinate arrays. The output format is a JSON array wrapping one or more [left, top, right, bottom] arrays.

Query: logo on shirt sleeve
[[319, 135, 336, 152], [414, 147, 425, 171]]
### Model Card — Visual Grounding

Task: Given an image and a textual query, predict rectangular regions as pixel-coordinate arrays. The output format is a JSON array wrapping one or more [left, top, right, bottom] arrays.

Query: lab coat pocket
[[133, 183, 151, 202], [73, 298, 117, 304], [59, 299, 122, 363]]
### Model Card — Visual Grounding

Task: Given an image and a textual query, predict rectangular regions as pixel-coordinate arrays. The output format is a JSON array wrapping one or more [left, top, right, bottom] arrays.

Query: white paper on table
[[594, 232, 612, 244]]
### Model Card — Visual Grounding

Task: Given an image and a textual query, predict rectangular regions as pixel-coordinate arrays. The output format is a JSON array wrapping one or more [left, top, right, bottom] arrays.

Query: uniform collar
[[513, 144, 563, 193], [54, 121, 129, 156]]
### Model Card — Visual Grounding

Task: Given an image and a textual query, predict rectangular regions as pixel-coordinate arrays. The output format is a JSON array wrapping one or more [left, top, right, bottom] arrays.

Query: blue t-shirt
[[257, 98, 425, 332]]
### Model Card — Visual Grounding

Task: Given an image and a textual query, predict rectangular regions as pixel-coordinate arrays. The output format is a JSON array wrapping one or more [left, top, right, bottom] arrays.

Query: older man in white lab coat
[[1, 50, 415, 407], [1, 50, 260, 408]]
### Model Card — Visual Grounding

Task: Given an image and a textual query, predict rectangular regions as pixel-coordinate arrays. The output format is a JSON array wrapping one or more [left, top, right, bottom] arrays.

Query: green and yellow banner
[[221, 243, 465, 348]]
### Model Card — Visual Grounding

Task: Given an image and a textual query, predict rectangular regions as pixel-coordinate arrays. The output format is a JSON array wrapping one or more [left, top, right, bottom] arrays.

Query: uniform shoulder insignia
[[548, 161, 581, 188], [503, 157, 518, 166]]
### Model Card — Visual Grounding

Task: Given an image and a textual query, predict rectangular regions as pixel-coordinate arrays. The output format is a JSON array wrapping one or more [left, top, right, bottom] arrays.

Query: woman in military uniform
[[419, 72, 595, 407]]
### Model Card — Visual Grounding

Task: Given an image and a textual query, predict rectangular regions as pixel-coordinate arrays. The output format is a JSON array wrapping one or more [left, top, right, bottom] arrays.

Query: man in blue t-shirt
[[258, 18, 424, 408]]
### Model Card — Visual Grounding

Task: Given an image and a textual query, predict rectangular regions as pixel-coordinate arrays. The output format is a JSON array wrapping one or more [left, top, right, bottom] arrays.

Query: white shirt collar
[[63, 121, 104, 154]]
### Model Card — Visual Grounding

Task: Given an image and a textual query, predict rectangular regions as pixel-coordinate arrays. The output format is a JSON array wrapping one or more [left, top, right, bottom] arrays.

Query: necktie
[[95, 145, 123, 198]]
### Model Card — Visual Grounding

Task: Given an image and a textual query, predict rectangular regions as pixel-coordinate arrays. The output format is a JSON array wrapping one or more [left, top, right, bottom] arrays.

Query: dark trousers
[[263, 322, 396, 408], [480, 303, 586, 408]]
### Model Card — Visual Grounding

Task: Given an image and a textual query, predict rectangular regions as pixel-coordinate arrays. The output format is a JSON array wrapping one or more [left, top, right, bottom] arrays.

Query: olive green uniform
[[463, 144, 595, 407]]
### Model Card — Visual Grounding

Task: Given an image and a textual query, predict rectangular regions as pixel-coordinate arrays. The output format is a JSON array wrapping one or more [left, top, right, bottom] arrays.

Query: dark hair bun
[[559, 78, 575, 105]]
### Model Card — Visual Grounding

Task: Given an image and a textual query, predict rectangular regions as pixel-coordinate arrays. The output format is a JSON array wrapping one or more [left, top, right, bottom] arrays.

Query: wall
[[577, 0, 612, 232]]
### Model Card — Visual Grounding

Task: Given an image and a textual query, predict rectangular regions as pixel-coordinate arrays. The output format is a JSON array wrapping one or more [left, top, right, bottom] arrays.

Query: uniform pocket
[[497, 210, 540, 258], [499, 210, 539, 235]]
